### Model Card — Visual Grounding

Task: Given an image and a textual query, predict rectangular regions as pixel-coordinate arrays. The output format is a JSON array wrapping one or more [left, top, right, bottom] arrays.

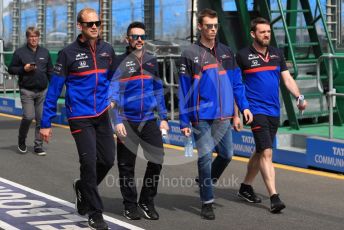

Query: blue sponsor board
[[0, 97, 19, 116], [232, 129, 257, 158], [0, 178, 143, 230], [163, 122, 258, 156], [162, 121, 193, 147], [0, 96, 67, 125], [273, 149, 307, 168], [307, 137, 344, 173]]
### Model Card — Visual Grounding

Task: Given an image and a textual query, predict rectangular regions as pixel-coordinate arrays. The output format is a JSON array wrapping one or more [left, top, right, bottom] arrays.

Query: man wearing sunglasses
[[40, 8, 116, 230], [109, 21, 169, 221], [178, 8, 253, 220]]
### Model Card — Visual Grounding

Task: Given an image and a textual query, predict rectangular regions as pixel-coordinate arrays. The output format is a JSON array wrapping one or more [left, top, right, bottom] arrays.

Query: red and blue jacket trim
[[236, 45, 288, 117], [41, 35, 116, 128], [178, 40, 249, 129], [109, 49, 167, 124]]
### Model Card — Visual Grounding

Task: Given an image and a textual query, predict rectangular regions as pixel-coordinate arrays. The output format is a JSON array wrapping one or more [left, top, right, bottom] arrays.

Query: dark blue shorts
[[250, 114, 279, 153]]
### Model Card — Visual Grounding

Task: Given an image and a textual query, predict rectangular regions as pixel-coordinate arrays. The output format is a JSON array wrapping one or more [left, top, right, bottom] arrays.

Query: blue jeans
[[193, 119, 233, 203]]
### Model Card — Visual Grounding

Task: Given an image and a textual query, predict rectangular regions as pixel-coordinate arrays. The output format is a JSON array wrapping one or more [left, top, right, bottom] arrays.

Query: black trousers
[[117, 119, 164, 209], [69, 111, 115, 214]]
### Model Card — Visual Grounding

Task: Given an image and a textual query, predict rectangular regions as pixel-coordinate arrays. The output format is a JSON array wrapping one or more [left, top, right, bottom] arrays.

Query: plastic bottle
[[184, 135, 193, 157], [161, 129, 168, 144]]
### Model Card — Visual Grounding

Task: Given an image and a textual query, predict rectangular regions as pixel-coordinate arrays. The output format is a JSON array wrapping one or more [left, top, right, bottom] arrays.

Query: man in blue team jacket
[[109, 21, 169, 221], [40, 8, 115, 230], [178, 8, 253, 220]]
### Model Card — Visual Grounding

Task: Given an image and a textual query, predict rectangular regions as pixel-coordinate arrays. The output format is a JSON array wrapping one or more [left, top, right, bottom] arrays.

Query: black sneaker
[[138, 203, 159, 220], [270, 194, 286, 213], [73, 179, 89, 216], [18, 142, 27, 153], [88, 213, 108, 230], [237, 183, 262, 203], [34, 147, 46, 156], [201, 203, 215, 220], [123, 206, 141, 220]]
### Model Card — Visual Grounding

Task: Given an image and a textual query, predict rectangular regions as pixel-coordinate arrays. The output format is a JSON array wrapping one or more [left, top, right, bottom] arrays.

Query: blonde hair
[[26, 27, 40, 38]]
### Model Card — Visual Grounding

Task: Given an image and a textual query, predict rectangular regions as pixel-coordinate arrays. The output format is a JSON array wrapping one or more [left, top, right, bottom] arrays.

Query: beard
[[130, 42, 143, 51], [256, 37, 270, 47]]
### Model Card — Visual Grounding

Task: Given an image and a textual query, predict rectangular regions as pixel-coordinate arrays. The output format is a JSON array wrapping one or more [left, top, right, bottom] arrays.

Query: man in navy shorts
[[236, 17, 307, 213]]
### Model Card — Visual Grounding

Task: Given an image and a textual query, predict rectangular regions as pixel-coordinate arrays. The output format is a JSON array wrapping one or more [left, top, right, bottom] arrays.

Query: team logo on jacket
[[78, 61, 89, 69], [125, 61, 135, 67], [221, 54, 230, 59], [193, 57, 199, 63], [179, 64, 186, 74], [251, 60, 260, 67], [76, 53, 88, 60], [248, 54, 259, 60], [270, 54, 279, 59], [100, 52, 110, 57]]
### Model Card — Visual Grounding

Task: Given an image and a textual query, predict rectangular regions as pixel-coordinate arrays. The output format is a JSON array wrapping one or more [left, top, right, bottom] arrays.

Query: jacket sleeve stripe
[[202, 63, 218, 71], [119, 74, 152, 82], [70, 69, 107, 76], [243, 66, 277, 74]]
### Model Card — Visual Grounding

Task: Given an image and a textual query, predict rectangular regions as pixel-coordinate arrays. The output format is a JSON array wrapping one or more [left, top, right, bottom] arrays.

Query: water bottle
[[161, 129, 168, 144], [184, 135, 193, 157]]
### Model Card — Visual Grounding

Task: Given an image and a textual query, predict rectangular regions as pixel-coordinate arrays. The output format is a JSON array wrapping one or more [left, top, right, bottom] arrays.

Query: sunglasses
[[204, 23, 219, 30], [80, 21, 101, 28], [129, 34, 147, 40]]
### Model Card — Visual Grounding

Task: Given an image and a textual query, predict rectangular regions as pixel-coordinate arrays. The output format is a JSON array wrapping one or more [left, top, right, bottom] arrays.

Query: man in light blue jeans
[[178, 8, 253, 220], [193, 119, 233, 203]]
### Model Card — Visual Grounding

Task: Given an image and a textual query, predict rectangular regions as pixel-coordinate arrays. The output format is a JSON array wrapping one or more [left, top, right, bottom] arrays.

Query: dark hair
[[127, 21, 146, 35], [26, 27, 40, 38], [250, 17, 270, 32], [77, 8, 97, 23], [197, 8, 217, 24]]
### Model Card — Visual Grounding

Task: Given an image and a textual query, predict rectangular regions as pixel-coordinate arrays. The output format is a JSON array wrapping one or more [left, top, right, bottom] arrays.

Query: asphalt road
[[0, 114, 343, 230]]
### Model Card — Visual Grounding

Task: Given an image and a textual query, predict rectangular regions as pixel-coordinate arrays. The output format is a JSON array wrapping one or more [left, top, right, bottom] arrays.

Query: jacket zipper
[[90, 43, 98, 114], [135, 54, 144, 119]]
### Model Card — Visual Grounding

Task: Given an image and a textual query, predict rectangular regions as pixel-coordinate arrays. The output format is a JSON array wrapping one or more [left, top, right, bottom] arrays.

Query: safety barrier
[[317, 53, 344, 138]]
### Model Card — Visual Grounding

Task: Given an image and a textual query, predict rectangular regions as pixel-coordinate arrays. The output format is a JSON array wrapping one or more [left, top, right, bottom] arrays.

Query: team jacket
[[178, 40, 249, 128], [236, 45, 288, 117], [109, 48, 167, 124], [8, 45, 53, 91], [41, 35, 116, 128]]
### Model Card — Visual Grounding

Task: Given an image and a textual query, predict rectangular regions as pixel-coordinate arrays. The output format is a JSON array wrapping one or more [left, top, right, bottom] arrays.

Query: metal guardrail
[[157, 55, 180, 121], [316, 53, 344, 139], [0, 39, 17, 98]]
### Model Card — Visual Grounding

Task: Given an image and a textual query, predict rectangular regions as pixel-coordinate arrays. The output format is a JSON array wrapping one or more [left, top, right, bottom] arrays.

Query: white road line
[[0, 177, 144, 230], [0, 220, 20, 230]]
